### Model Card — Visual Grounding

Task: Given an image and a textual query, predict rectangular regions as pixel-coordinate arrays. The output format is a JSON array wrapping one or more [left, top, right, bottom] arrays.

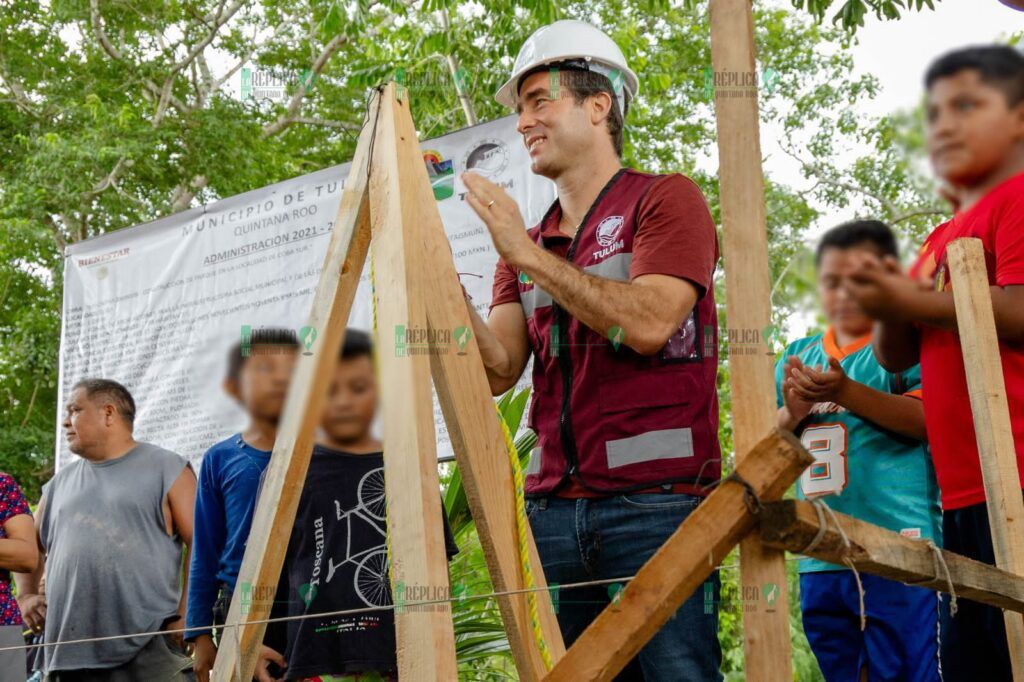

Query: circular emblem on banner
[[462, 139, 510, 178]]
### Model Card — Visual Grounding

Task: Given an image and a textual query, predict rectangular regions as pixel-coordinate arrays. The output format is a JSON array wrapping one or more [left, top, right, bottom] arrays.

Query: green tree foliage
[[791, 0, 939, 30]]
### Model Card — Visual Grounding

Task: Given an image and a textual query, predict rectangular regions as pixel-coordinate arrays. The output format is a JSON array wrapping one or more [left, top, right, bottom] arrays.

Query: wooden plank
[[212, 92, 378, 681], [947, 237, 1024, 679], [367, 82, 458, 680], [542, 430, 813, 681], [760, 500, 1024, 613], [409, 113, 565, 678], [396, 63, 566, 677], [708, 0, 793, 677]]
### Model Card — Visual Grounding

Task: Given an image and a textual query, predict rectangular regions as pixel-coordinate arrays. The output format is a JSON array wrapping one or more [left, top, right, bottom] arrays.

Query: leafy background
[[2, 0, 1021, 678]]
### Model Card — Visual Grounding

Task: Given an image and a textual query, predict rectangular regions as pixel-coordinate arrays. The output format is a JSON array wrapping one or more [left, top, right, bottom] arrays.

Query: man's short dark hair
[[340, 328, 374, 361], [72, 378, 136, 428], [815, 220, 899, 266], [226, 327, 301, 384], [925, 45, 1024, 107], [519, 62, 626, 157]]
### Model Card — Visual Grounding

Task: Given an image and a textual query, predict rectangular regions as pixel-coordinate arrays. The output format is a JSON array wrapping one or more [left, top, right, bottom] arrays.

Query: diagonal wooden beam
[[947, 237, 1024, 679], [708, 0, 795, 678], [759, 499, 1024, 613], [408, 111, 565, 679], [542, 429, 813, 682], [212, 91, 378, 682], [367, 82, 458, 679]]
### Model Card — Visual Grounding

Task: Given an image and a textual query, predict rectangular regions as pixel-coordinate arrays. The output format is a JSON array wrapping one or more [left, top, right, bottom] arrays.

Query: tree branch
[[779, 140, 900, 216], [261, 0, 402, 138], [170, 175, 209, 213], [891, 208, 947, 225], [0, 66, 38, 117], [20, 380, 39, 429], [166, 0, 245, 78], [438, 9, 477, 127], [290, 117, 360, 131], [208, 21, 287, 97], [82, 157, 131, 204], [43, 215, 68, 253], [89, 0, 191, 118]]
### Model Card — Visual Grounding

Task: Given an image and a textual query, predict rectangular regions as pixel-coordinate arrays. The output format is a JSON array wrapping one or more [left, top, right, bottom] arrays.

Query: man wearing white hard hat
[[462, 19, 723, 681]]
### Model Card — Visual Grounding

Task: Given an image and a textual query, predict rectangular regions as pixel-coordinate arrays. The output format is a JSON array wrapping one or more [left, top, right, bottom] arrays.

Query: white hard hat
[[495, 20, 639, 114]]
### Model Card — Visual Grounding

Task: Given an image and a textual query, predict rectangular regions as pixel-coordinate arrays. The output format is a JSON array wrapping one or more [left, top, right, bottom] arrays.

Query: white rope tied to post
[[926, 539, 959, 617], [801, 499, 868, 631], [801, 497, 830, 555]]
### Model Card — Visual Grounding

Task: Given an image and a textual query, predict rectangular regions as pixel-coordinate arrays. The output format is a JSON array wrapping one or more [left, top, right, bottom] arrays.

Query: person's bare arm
[[846, 253, 1024, 345], [901, 286, 1024, 342], [14, 495, 46, 635], [838, 382, 928, 441], [789, 357, 928, 441], [0, 514, 37, 573], [465, 297, 531, 396], [515, 247, 699, 355], [872, 319, 921, 373], [166, 466, 197, 649]]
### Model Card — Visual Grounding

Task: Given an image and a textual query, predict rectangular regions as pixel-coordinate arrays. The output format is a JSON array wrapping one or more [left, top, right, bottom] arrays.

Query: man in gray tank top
[[14, 378, 197, 681]]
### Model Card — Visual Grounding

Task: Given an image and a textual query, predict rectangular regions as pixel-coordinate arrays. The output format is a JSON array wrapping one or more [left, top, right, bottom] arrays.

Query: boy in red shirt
[[845, 45, 1024, 681]]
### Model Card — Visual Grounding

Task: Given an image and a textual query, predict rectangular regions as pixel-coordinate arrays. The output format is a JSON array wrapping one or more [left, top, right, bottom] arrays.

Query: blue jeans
[[526, 493, 722, 681]]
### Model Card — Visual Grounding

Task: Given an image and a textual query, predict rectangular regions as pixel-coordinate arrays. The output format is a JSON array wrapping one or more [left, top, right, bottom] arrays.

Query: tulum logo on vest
[[462, 138, 510, 178], [592, 215, 625, 260]]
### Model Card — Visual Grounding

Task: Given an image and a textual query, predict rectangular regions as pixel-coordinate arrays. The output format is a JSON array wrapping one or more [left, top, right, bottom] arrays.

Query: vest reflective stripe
[[582, 252, 631, 280], [606, 427, 694, 469], [526, 446, 543, 476], [521, 286, 553, 317], [522, 253, 632, 317]]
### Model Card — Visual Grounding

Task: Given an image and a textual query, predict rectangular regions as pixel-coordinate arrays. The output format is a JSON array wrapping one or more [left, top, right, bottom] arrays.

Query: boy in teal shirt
[[776, 220, 942, 681]]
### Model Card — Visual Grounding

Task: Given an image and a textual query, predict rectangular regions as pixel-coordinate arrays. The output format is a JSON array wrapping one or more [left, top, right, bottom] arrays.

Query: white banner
[[58, 115, 554, 470]]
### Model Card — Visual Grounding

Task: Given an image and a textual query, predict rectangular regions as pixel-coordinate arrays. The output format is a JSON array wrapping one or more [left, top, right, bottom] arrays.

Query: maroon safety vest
[[518, 168, 721, 495]]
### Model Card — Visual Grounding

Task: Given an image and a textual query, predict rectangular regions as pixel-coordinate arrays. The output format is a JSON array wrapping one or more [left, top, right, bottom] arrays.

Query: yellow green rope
[[495, 403, 553, 670]]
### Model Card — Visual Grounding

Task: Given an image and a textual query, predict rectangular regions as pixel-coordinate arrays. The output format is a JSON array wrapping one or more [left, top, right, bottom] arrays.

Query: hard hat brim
[[494, 57, 639, 109]]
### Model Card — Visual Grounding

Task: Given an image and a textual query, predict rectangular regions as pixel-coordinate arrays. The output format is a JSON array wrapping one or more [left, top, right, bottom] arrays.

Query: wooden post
[[212, 92, 378, 682], [760, 500, 1024, 613], [708, 0, 794, 677], [542, 430, 813, 681], [409, 116, 565, 676], [367, 83, 458, 679], [947, 237, 1024, 679]]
